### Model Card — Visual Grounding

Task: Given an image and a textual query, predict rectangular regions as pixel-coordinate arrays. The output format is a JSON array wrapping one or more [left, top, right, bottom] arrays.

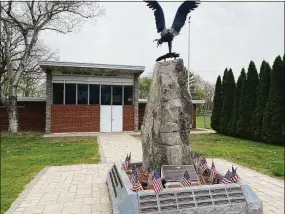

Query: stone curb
[[98, 135, 107, 164], [5, 167, 49, 214]]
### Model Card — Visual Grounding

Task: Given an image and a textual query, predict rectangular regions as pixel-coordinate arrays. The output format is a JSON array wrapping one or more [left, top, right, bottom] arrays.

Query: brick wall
[[51, 105, 100, 133], [138, 103, 146, 130], [0, 101, 46, 132], [123, 105, 134, 131]]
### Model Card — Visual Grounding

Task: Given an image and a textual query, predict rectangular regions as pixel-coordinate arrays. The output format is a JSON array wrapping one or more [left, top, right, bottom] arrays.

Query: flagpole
[[187, 16, 191, 93]]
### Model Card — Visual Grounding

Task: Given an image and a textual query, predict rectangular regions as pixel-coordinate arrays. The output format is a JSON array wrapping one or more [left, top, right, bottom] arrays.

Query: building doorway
[[100, 85, 123, 132]]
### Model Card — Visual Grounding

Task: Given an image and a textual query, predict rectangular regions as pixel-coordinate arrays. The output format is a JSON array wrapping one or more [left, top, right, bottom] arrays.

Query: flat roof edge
[[38, 61, 145, 71]]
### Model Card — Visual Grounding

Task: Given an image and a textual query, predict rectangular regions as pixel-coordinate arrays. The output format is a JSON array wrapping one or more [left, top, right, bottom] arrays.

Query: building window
[[89, 84, 99, 104], [124, 85, 133, 105], [53, 83, 64, 104], [65, 84, 76, 104], [101, 85, 111, 105], [113, 85, 122, 105], [77, 84, 88, 104]]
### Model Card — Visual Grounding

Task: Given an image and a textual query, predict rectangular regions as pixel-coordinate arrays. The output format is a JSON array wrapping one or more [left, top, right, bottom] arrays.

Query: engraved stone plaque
[[161, 165, 199, 182]]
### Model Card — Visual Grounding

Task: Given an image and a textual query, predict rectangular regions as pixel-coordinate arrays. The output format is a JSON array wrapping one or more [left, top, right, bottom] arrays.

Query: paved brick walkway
[[6, 133, 284, 214]]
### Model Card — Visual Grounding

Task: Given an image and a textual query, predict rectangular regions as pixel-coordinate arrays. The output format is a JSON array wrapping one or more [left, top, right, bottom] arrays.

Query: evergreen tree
[[262, 55, 285, 144], [251, 61, 271, 141], [228, 68, 246, 136], [211, 76, 222, 132], [220, 69, 236, 134], [237, 61, 259, 138], [221, 68, 228, 107]]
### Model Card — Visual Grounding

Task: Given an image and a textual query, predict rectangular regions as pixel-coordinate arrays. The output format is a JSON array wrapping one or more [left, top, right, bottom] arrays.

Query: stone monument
[[141, 59, 193, 170], [106, 1, 263, 213]]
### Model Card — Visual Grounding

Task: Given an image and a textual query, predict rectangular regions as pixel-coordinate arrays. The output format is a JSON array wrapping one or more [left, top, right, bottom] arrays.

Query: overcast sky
[[40, 1, 284, 84]]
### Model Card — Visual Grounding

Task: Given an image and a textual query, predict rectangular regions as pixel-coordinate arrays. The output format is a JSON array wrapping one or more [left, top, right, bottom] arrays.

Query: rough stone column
[[133, 73, 139, 132], [45, 70, 52, 133], [141, 59, 193, 169]]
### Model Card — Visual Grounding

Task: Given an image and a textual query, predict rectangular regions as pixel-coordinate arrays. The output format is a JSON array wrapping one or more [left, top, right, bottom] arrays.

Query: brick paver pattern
[[6, 133, 284, 214]]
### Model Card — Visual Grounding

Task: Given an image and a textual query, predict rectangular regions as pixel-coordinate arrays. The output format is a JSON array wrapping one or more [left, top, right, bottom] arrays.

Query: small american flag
[[210, 160, 217, 180], [222, 170, 232, 184], [153, 170, 163, 194], [181, 170, 192, 187], [231, 166, 239, 183], [129, 153, 131, 164], [130, 168, 137, 185], [131, 168, 143, 191], [200, 158, 208, 173], [122, 154, 129, 171], [193, 152, 200, 165]]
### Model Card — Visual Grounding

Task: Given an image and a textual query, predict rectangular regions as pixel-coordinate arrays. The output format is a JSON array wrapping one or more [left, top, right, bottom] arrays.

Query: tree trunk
[[7, 85, 19, 132]]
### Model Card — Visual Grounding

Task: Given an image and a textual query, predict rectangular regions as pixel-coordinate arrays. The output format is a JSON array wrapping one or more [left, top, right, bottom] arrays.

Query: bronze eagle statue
[[144, 0, 200, 60]]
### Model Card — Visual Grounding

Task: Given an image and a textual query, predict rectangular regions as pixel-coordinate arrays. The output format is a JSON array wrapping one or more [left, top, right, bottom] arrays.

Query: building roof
[[38, 61, 145, 75], [138, 99, 206, 104]]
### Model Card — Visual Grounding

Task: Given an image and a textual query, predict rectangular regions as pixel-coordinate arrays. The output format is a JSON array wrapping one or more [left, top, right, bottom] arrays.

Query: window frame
[[51, 81, 134, 106]]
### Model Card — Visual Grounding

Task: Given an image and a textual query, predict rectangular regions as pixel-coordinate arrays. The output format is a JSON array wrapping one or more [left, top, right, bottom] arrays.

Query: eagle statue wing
[[171, 0, 200, 35], [144, 1, 166, 33]]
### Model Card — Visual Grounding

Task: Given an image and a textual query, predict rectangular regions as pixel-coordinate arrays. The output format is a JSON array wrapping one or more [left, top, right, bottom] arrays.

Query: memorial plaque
[[111, 168, 118, 187], [177, 191, 193, 197], [195, 195, 211, 201], [161, 165, 199, 182], [140, 207, 159, 213], [179, 203, 196, 209], [230, 198, 246, 204], [158, 193, 175, 199], [194, 189, 209, 195], [160, 204, 177, 211], [228, 192, 244, 198], [159, 198, 176, 205], [140, 200, 158, 207], [177, 197, 194, 203], [210, 188, 226, 194], [212, 193, 228, 199], [109, 171, 117, 197], [113, 164, 123, 188], [227, 187, 242, 193], [214, 199, 230, 205], [140, 194, 157, 201], [196, 201, 213, 207]]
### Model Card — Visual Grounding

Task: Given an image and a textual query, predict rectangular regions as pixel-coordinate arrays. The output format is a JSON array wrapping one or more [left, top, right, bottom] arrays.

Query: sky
[[40, 1, 284, 84]]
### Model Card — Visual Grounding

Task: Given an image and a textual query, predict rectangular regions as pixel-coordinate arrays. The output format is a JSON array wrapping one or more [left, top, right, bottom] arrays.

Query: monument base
[[106, 162, 263, 214]]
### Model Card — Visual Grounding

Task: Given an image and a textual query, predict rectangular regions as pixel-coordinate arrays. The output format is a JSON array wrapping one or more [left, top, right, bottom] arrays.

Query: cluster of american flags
[[192, 152, 240, 184], [122, 153, 240, 194]]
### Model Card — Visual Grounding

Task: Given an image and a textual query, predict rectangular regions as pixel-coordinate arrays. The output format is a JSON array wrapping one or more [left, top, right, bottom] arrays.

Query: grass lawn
[[1, 132, 100, 214], [191, 134, 284, 179], [196, 116, 211, 129]]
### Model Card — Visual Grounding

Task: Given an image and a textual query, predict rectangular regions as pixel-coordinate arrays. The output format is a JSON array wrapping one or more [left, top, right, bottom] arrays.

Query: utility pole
[[187, 16, 191, 93]]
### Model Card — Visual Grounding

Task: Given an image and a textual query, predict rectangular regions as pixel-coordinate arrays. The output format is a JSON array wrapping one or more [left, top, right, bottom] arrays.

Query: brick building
[[39, 61, 144, 133], [0, 61, 205, 133]]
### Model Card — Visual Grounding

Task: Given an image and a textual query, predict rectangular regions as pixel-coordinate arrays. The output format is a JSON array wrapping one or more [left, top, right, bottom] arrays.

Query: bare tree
[[0, 1, 104, 132], [194, 74, 215, 112]]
